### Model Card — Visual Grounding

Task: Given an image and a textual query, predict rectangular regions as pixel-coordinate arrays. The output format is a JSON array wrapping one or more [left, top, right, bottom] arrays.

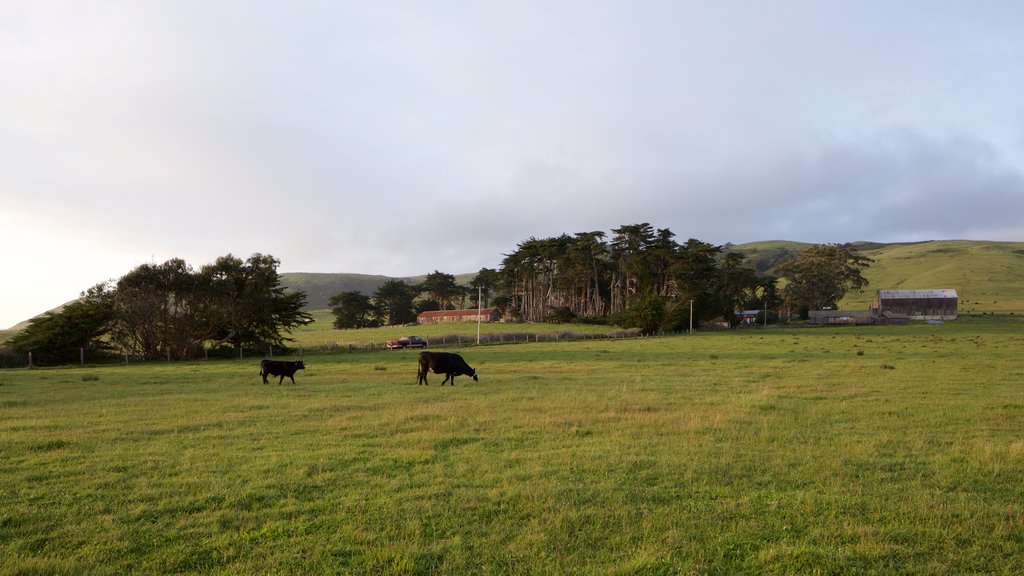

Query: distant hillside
[[280, 273, 402, 311], [725, 240, 814, 274], [280, 272, 479, 310], [841, 240, 1024, 312], [730, 239, 1024, 313]]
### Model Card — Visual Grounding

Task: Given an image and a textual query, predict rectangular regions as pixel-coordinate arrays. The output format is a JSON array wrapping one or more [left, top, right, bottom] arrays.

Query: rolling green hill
[[280, 272, 479, 311], [731, 239, 1024, 313], [279, 273, 403, 311]]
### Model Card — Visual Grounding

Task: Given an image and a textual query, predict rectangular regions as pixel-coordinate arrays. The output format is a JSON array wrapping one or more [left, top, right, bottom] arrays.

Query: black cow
[[417, 351, 478, 386], [260, 359, 305, 385]]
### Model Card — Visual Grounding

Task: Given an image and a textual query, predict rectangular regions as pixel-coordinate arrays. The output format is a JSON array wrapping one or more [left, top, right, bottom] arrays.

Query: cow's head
[[471, 369, 479, 382], [296, 361, 306, 369]]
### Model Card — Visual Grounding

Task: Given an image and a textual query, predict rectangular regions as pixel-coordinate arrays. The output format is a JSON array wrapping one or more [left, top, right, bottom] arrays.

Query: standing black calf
[[260, 359, 305, 385], [417, 351, 478, 386]]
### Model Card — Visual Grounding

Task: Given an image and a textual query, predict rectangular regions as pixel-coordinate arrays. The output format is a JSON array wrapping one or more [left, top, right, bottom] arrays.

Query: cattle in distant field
[[417, 351, 478, 386], [260, 359, 305, 384]]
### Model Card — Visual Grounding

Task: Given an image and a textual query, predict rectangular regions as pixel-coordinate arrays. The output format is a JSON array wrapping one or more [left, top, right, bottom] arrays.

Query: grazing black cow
[[417, 351, 478, 386], [260, 359, 305, 385]]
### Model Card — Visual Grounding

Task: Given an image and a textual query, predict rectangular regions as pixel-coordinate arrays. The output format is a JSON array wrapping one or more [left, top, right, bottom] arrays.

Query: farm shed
[[877, 289, 958, 320], [417, 308, 499, 324]]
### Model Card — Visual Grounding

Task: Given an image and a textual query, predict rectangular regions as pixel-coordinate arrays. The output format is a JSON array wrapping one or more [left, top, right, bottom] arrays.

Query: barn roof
[[417, 308, 496, 319], [878, 289, 958, 299]]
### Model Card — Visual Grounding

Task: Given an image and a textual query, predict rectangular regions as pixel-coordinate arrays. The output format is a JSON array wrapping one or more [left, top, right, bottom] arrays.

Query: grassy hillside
[[281, 272, 479, 310], [732, 239, 1024, 313], [843, 240, 1024, 312], [279, 273, 400, 310]]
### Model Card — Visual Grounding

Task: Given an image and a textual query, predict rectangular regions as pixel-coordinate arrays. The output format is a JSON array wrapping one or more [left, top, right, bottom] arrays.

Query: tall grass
[[1, 321, 1022, 574]]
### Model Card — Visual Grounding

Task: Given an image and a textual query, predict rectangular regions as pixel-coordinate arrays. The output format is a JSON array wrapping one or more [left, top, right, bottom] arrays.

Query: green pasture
[[2, 320, 1022, 574], [288, 312, 619, 350]]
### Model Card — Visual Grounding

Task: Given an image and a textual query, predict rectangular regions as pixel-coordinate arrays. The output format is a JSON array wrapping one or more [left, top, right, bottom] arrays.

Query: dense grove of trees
[[7, 254, 311, 365], [497, 224, 782, 332], [327, 224, 871, 332]]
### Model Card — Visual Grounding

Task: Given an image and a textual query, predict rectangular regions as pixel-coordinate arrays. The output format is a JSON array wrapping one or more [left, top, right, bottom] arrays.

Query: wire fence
[[1, 327, 663, 370]]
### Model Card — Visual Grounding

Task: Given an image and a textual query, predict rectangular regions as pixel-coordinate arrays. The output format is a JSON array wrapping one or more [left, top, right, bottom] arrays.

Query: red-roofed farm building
[[417, 308, 500, 324]]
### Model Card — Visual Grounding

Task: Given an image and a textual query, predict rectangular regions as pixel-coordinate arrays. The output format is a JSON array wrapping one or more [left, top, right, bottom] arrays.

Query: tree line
[[4, 224, 871, 366], [330, 223, 871, 333]]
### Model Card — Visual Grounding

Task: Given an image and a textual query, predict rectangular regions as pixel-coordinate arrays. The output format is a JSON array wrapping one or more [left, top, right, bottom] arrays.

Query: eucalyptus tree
[[469, 267, 499, 308], [421, 270, 460, 310], [372, 279, 419, 325], [776, 244, 873, 315], [563, 231, 610, 318], [499, 237, 546, 321], [664, 239, 723, 330], [329, 291, 376, 328], [608, 223, 657, 314], [500, 234, 600, 321]]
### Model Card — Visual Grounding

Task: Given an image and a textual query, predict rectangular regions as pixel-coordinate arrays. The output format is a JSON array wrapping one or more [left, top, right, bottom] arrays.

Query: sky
[[3, 1, 1024, 328]]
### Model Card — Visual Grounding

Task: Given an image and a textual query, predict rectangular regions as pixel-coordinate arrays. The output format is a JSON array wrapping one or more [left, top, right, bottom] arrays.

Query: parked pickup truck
[[385, 335, 428, 349]]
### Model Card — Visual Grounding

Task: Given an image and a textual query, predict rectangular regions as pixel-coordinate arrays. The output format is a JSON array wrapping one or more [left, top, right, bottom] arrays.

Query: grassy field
[[2, 320, 1022, 574], [287, 312, 621, 350]]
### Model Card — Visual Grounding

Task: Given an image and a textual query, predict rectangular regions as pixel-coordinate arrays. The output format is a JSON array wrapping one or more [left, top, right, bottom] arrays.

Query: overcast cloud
[[3, 1, 1024, 327]]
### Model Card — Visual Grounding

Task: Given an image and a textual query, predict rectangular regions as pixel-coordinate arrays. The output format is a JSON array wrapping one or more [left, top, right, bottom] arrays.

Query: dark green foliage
[[776, 244, 873, 312], [470, 267, 499, 308], [99, 253, 311, 361], [372, 279, 419, 326], [420, 270, 461, 310], [544, 306, 578, 323], [329, 291, 377, 329], [611, 291, 666, 334], [202, 254, 313, 353], [498, 224, 772, 329], [6, 284, 116, 366]]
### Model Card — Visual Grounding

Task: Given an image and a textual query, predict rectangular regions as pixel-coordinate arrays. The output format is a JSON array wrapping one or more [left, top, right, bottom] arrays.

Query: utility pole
[[689, 299, 694, 334]]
